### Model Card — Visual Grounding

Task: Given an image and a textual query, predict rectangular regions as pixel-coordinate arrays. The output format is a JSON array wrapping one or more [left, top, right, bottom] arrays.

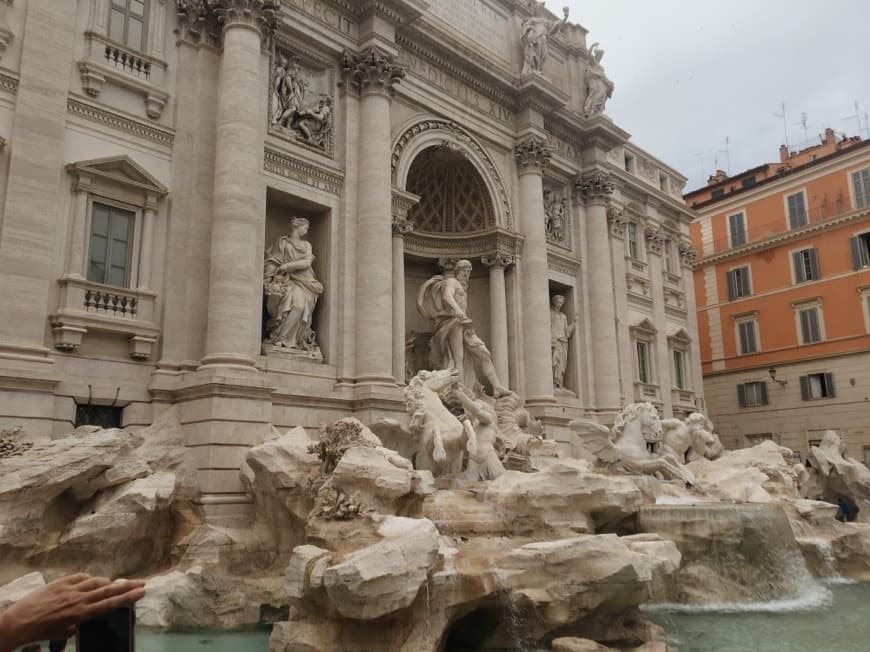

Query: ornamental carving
[[606, 206, 630, 239], [481, 253, 516, 269], [514, 137, 552, 171], [644, 224, 665, 255], [576, 171, 614, 200], [392, 217, 414, 236], [270, 48, 334, 153], [341, 48, 405, 96], [544, 187, 569, 246], [678, 239, 697, 266], [175, 0, 277, 45]]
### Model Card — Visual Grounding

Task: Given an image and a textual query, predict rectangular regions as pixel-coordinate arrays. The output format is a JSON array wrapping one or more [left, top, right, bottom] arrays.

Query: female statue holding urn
[[263, 217, 323, 353]]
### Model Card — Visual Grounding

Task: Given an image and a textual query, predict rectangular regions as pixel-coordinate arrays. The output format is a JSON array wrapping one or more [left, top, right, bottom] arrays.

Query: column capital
[[341, 47, 405, 97], [514, 136, 552, 173], [575, 170, 615, 202], [644, 223, 666, 254], [391, 216, 414, 237], [481, 253, 516, 269], [176, 1, 277, 45], [678, 238, 698, 266]]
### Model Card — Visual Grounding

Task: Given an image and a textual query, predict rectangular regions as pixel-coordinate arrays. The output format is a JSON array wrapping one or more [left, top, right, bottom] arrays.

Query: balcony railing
[[703, 194, 860, 256]]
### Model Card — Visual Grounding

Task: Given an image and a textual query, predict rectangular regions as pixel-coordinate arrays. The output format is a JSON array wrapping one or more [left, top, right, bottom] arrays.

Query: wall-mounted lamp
[[768, 367, 788, 386]]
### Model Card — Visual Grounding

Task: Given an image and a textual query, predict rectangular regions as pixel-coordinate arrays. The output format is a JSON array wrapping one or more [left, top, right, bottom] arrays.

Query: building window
[[109, 0, 148, 51], [663, 238, 675, 274], [726, 265, 751, 300], [861, 287, 870, 333], [711, 188, 725, 200], [792, 247, 820, 283], [800, 372, 835, 400], [636, 340, 651, 384], [624, 154, 634, 173], [744, 432, 773, 446], [793, 300, 824, 345], [850, 231, 870, 269], [853, 167, 870, 209], [728, 211, 747, 247], [787, 191, 808, 228], [627, 222, 641, 260], [864, 447, 870, 467], [74, 404, 123, 428], [88, 202, 135, 288], [673, 349, 686, 389], [735, 317, 758, 355], [737, 381, 768, 407], [808, 439, 822, 448], [741, 176, 757, 189]]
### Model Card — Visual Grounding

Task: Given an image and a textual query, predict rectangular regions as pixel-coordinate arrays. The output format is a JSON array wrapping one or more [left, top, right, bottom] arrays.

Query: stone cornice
[[355, 0, 429, 24], [391, 187, 420, 236], [515, 136, 552, 172], [67, 99, 175, 147], [264, 146, 345, 194], [341, 47, 405, 96], [404, 226, 523, 261], [547, 251, 580, 275], [515, 73, 568, 115], [693, 206, 870, 268]]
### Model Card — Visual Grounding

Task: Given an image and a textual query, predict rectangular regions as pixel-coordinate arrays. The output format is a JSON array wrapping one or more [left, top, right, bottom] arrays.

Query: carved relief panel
[[543, 183, 571, 250], [269, 42, 336, 157]]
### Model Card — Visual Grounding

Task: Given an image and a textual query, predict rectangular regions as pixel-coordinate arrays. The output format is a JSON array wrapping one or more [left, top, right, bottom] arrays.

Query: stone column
[[391, 213, 414, 383], [137, 194, 158, 290], [342, 48, 405, 386], [482, 253, 513, 385], [201, 0, 276, 369], [514, 137, 555, 405], [65, 176, 92, 278], [577, 171, 621, 413]]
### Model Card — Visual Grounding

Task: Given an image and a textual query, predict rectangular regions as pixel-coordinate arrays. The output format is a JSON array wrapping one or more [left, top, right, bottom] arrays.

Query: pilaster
[[481, 253, 514, 386], [391, 188, 419, 384]]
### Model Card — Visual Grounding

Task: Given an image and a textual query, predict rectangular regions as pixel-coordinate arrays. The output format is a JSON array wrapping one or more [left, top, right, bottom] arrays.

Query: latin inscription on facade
[[398, 50, 514, 125], [427, 0, 511, 61], [284, 0, 355, 37]]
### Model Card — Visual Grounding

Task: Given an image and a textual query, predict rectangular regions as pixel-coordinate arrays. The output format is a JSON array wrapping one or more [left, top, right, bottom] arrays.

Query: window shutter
[[737, 383, 747, 408], [852, 237, 863, 270], [824, 372, 835, 398], [809, 248, 820, 280], [799, 375, 810, 401], [854, 169, 870, 209], [760, 381, 769, 405], [792, 251, 804, 282], [727, 270, 736, 300], [741, 268, 751, 296], [799, 310, 810, 343]]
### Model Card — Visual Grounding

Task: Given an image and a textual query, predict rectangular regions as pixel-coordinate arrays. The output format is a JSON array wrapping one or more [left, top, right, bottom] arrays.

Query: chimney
[[706, 169, 728, 186], [779, 144, 789, 163], [824, 127, 835, 145]]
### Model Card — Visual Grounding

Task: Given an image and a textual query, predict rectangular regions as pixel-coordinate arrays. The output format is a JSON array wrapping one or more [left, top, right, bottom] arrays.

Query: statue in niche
[[270, 52, 333, 150], [550, 295, 577, 389], [263, 217, 324, 358], [544, 190, 567, 243], [520, 4, 569, 75], [418, 259, 509, 397], [583, 42, 614, 119]]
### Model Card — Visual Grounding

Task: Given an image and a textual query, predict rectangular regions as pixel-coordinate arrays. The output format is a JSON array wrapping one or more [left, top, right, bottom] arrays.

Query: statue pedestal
[[262, 342, 323, 364]]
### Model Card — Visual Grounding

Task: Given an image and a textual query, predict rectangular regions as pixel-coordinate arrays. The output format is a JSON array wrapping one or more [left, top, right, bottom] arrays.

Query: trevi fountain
[[0, 1, 869, 651]]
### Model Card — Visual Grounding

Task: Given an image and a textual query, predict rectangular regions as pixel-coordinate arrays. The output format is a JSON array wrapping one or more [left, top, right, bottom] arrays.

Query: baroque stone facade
[[0, 0, 700, 508]]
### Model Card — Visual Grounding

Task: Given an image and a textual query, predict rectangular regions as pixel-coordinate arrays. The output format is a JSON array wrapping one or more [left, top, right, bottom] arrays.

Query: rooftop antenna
[[797, 112, 809, 144], [841, 101, 868, 138], [774, 101, 789, 150], [717, 136, 730, 175]]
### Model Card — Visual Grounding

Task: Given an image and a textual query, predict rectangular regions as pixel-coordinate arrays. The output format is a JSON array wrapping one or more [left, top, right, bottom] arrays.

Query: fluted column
[[577, 171, 621, 413], [201, 0, 277, 369], [514, 137, 555, 404], [343, 48, 405, 386], [391, 212, 414, 383], [482, 253, 513, 385]]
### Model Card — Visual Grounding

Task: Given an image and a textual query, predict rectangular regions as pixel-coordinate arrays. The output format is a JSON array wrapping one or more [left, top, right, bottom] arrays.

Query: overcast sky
[[546, 0, 870, 192]]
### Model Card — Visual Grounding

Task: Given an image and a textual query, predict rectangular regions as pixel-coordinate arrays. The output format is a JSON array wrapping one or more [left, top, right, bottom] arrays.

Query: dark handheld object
[[76, 607, 135, 652]]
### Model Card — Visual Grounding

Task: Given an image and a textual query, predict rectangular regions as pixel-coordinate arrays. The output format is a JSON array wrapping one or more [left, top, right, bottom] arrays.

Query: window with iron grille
[[737, 382, 768, 407], [75, 404, 123, 428]]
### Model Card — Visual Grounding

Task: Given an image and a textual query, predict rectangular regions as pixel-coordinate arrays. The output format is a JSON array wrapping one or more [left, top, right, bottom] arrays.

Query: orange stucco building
[[686, 129, 870, 463]]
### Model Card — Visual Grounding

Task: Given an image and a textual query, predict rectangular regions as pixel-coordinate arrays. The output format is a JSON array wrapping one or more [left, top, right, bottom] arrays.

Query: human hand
[[0, 574, 146, 652]]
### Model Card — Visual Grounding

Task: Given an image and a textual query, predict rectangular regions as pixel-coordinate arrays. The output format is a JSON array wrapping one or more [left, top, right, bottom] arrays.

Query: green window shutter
[[809, 248, 820, 280], [760, 382, 768, 405], [727, 270, 737, 300], [851, 237, 863, 270], [737, 383, 747, 408], [799, 375, 810, 401], [824, 372, 835, 398], [792, 251, 804, 282]]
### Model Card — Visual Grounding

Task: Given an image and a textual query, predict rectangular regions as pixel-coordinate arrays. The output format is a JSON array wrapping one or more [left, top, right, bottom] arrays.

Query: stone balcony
[[78, 31, 169, 119], [50, 276, 159, 360]]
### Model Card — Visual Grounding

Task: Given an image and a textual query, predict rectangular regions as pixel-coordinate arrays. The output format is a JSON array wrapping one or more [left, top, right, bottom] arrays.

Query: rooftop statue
[[520, 3, 569, 75], [417, 259, 509, 397], [583, 42, 614, 118]]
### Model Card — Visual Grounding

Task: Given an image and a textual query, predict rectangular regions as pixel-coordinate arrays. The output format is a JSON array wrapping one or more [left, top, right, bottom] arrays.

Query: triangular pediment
[[667, 327, 692, 343], [630, 317, 658, 335], [67, 156, 168, 196]]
